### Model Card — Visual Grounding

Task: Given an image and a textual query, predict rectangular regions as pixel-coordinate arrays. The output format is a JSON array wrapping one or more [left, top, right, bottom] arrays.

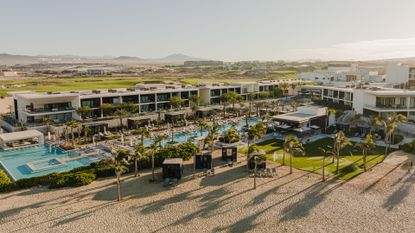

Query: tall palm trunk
[[289, 149, 293, 174], [336, 151, 340, 174], [116, 172, 122, 201], [363, 149, 367, 172], [134, 158, 139, 177], [282, 145, 286, 165], [151, 152, 155, 181], [254, 162, 257, 189], [246, 141, 250, 171], [322, 157, 325, 182]]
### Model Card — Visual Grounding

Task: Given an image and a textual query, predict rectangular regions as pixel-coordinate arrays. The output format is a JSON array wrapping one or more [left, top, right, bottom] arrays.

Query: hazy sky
[[1, 0, 415, 61]]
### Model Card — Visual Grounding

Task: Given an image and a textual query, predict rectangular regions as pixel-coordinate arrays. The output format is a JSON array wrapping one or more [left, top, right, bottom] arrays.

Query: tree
[[355, 134, 376, 172], [279, 82, 289, 100], [318, 147, 334, 182], [333, 131, 352, 174], [170, 96, 184, 110], [149, 135, 165, 182], [111, 149, 130, 201], [220, 93, 231, 118], [373, 113, 406, 156], [290, 82, 298, 94], [65, 120, 79, 146], [290, 100, 298, 112], [227, 92, 242, 111], [252, 149, 266, 189], [284, 134, 304, 174], [42, 116, 53, 136], [76, 106, 92, 121], [133, 144, 145, 177], [82, 125, 91, 143], [137, 127, 150, 146], [247, 93, 257, 117], [246, 122, 266, 170], [114, 103, 137, 133], [197, 119, 209, 137], [189, 95, 202, 122]]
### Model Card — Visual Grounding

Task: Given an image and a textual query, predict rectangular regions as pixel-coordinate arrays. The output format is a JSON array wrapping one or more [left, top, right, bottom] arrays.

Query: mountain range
[[0, 53, 203, 65]]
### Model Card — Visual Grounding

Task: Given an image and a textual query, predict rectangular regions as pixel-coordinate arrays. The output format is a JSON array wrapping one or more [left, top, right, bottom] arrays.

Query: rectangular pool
[[0, 145, 94, 181]]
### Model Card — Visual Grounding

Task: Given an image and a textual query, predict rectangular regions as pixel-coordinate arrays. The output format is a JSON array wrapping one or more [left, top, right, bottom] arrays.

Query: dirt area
[[0, 97, 13, 114]]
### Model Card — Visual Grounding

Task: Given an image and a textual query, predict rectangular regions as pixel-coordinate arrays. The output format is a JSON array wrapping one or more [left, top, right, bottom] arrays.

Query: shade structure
[[0, 130, 44, 149], [162, 158, 183, 179]]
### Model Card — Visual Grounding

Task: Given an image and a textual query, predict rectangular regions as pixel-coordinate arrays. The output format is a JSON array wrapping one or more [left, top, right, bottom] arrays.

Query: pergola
[[0, 130, 44, 150]]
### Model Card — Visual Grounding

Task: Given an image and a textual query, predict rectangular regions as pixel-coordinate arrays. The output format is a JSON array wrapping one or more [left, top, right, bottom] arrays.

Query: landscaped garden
[[241, 137, 387, 180]]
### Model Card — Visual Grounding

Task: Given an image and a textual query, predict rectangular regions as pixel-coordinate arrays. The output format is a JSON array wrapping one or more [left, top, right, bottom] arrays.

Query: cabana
[[0, 130, 44, 150], [164, 110, 192, 123], [195, 151, 212, 169], [162, 158, 183, 179], [83, 122, 109, 135], [127, 115, 158, 129], [196, 106, 221, 118], [221, 147, 237, 162]]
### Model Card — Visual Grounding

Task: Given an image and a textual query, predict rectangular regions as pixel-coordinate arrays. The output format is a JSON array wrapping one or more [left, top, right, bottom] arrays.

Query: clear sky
[[1, 0, 415, 61]]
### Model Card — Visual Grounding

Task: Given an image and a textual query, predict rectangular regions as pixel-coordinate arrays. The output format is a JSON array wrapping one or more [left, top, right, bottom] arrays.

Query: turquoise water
[[0, 145, 90, 181], [143, 118, 260, 147]]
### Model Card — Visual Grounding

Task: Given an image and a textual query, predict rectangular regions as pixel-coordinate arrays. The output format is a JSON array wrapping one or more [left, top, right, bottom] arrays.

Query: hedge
[[49, 172, 96, 189], [0, 170, 13, 192]]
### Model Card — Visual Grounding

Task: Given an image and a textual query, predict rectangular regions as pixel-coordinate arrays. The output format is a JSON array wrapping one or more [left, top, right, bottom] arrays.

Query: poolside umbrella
[[121, 134, 124, 144]]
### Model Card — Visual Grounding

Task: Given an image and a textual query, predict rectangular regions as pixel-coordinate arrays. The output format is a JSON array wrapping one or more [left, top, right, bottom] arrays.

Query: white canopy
[[0, 130, 44, 149]]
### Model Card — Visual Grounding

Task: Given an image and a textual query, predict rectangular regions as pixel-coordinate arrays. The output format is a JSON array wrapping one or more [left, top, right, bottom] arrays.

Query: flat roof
[[0, 130, 43, 142], [165, 110, 191, 116], [273, 112, 324, 123], [162, 158, 183, 165]]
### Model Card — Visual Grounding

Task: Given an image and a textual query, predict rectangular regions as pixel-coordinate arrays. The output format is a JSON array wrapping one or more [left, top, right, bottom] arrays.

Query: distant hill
[[0, 53, 203, 65], [0, 53, 39, 65]]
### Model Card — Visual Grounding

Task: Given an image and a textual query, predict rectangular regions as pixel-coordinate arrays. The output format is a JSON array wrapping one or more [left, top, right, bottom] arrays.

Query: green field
[[0, 76, 299, 97], [241, 137, 386, 180]]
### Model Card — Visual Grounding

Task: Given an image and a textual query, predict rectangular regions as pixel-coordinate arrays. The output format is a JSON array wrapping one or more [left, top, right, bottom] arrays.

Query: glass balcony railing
[[25, 107, 75, 114], [365, 104, 408, 110]]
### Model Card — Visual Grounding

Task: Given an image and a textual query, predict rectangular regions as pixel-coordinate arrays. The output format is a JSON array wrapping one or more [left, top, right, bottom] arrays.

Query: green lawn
[[242, 137, 386, 180]]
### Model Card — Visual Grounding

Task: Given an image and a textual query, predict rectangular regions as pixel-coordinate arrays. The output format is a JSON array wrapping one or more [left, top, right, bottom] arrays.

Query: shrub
[[94, 167, 115, 177], [16, 174, 54, 189], [393, 134, 404, 144], [401, 142, 414, 153], [49, 172, 96, 189], [0, 170, 13, 192]]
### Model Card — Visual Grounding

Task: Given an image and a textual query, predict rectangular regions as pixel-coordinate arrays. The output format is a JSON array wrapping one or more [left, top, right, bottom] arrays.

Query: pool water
[[0, 145, 92, 181], [142, 118, 260, 147]]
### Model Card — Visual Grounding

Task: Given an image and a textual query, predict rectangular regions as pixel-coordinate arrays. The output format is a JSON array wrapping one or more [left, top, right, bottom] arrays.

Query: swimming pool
[[142, 117, 260, 147], [0, 145, 94, 181]]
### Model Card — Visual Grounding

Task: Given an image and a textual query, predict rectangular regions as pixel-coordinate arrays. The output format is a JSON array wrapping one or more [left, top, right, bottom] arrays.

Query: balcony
[[24, 107, 76, 115], [364, 104, 408, 111]]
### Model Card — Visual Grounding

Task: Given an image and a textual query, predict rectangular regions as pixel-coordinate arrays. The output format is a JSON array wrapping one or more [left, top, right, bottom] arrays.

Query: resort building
[[8, 84, 199, 128], [2, 80, 302, 132], [301, 84, 415, 121], [385, 63, 415, 88]]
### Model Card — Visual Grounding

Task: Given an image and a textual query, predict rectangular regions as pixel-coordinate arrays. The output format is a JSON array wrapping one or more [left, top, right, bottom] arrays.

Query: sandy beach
[[0, 151, 415, 233]]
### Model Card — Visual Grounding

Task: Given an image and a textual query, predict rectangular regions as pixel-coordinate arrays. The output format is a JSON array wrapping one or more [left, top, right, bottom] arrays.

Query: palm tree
[[227, 92, 242, 111], [220, 93, 231, 118], [252, 148, 266, 189], [279, 82, 289, 100], [76, 106, 92, 121], [149, 135, 164, 182], [290, 100, 298, 112], [133, 144, 145, 177], [197, 119, 209, 137], [333, 131, 352, 174], [289, 82, 298, 95], [284, 134, 304, 174], [247, 92, 257, 117], [189, 95, 202, 122], [318, 147, 334, 181], [115, 109, 129, 133], [373, 113, 406, 156], [111, 149, 130, 201], [355, 134, 376, 172], [170, 96, 184, 110], [82, 125, 91, 143], [246, 122, 266, 170], [137, 127, 150, 146], [42, 116, 53, 136], [65, 120, 79, 146]]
